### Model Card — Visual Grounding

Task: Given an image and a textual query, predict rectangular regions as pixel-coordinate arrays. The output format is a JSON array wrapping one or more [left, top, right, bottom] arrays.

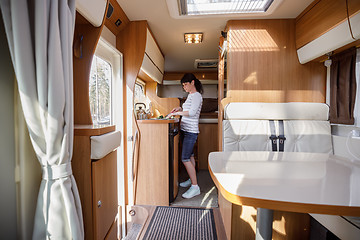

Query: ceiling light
[[184, 33, 203, 44]]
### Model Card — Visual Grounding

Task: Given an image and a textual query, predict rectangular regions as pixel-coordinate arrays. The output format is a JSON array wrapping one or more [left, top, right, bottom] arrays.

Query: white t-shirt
[[180, 92, 203, 133]]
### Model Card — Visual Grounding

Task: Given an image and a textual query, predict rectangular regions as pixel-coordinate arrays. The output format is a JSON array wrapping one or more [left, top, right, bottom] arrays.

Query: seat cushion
[[223, 120, 332, 153]]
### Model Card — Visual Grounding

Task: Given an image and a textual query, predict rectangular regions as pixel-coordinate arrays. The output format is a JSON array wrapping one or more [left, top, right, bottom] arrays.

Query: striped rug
[[143, 206, 217, 240]]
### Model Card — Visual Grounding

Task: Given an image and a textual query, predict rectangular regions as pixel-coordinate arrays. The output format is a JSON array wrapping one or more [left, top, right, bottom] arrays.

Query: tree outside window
[[89, 56, 112, 125]]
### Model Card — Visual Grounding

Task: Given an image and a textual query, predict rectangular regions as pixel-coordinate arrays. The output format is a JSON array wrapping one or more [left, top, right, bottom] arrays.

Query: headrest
[[224, 102, 329, 120]]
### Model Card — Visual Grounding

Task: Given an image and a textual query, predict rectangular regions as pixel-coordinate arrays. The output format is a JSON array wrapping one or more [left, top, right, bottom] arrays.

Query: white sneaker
[[179, 178, 191, 188], [182, 185, 200, 199]]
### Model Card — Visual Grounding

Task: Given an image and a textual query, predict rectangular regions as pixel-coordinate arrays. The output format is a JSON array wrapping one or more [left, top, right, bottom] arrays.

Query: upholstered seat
[[223, 102, 332, 154]]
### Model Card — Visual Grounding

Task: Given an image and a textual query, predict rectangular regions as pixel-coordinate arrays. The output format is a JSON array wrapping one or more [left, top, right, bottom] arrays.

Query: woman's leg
[[181, 131, 198, 186], [183, 161, 197, 185], [190, 155, 196, 167]]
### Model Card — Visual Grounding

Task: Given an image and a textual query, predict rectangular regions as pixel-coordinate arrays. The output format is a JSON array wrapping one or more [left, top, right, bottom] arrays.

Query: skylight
[[179, 0, 275, 16]]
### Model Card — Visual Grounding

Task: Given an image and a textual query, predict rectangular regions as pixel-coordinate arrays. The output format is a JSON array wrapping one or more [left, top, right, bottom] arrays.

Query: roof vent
[[194, 59, 218, 69]]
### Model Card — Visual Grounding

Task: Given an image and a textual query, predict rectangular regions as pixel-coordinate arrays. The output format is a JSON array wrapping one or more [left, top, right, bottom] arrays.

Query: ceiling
[[116, 0, 314, 73]]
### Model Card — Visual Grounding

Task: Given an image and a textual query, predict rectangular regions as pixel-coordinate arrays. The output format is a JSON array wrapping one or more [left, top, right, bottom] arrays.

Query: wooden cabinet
[[92, 151, 118, 239], [198, 123, 218, 170], [72, 125, 118, 240], [135, 120, 179, 205], [295, 0, 360, 49]]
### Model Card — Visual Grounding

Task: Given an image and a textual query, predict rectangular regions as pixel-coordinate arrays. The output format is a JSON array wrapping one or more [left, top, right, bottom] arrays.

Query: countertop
[[137, 118, 179, 124], [74, 124, 115, 136]]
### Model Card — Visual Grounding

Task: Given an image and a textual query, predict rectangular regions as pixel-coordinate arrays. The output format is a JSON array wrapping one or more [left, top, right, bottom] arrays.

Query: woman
[[168, 73, 203, 199]]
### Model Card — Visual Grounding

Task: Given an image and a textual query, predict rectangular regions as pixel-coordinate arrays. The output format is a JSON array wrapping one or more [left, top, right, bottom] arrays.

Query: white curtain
[[0, 1, 84, 239]]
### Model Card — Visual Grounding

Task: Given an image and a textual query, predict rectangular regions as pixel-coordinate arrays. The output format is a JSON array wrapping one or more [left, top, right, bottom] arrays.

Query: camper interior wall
[[0, 15, 17, 239], [158, 84, 218, 98], [330, 49, 360, 162]]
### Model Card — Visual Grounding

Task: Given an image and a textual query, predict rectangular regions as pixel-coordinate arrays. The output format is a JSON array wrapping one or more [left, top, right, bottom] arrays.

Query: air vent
[[194, 59, 218, 69], [106, 3, 114, 18]]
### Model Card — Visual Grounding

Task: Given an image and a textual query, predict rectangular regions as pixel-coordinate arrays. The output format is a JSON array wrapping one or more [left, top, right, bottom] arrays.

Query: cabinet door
[[173, 134, 179, 199], [105, 218, 118, 240], [198, 123, 218, 170], [92, 150, 118, 240]]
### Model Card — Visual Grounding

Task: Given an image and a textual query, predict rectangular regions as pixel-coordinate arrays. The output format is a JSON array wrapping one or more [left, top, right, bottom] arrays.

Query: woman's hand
[[167, 111, 178, 117], [170, 107, 182, 113]]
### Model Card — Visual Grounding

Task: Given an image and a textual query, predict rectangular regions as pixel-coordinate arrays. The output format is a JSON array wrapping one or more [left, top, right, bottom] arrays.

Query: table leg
[[256, 208, 274, 240]]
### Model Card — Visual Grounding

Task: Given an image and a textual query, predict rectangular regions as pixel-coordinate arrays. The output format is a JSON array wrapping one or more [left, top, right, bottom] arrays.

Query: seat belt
[[278, 120, 286, 152], [269, 120, 277, 151]]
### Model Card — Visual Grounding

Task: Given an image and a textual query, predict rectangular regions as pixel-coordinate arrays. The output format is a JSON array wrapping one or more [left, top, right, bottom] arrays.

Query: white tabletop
[[209, 151, 360, 216]]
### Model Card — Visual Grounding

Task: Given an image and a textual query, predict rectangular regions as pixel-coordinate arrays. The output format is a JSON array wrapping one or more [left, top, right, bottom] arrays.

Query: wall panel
[[226, 19, 326, 103]]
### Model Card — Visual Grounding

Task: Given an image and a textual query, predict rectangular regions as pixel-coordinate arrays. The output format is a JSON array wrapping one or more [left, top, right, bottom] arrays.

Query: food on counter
[[157, 115, 164, 119]]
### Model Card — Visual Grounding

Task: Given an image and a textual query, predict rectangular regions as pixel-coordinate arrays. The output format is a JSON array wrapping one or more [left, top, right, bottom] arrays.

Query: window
[[89, 55, 112, 125], [179, 0, 275, 16], [134, 79, 147, 104]]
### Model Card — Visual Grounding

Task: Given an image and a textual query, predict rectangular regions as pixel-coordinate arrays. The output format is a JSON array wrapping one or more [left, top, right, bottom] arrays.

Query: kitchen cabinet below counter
[[198, 123, 218, 170], [72, 124, 118, 240], [135, 119, 179, 206], [136, 118, 179, 124]]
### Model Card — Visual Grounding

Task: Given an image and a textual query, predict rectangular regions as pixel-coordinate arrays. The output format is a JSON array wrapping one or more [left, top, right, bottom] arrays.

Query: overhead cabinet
[[118, 21, 165, 88], [296, 0, 360, 63], [139, 29, 165, 84]]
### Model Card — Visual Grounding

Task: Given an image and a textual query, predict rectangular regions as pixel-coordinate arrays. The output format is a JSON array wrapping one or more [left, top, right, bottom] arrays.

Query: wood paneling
[[105, 0, 130, 36], [145, 82, 180, 117], [163, 71, 218, 81], [74, 124, 115, 136], [72, 135, 93, 239], [296, 0, 347, 49], [173, 134, 179, 199], [92, 150, 118, 240], [117, 21, 147, 90], [73, 11, 107, 125], [226, 19, 326, 103], [117, 22, 147, 207], [218, 184, 311, 240], [296, 0, 360, 49], [105, 219, 118, 240], [198, 123, 218, 170], [218, 190, 232, 239], [218, 36, 225, 151], [231, 205, 257, 240], [72, 127, 118, 240], [136, 122, 170, 205]]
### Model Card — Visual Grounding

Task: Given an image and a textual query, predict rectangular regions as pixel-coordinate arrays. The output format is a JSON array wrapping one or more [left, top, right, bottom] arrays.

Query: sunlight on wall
[[243, 72, 258, 85], [240, 206, 257, 234], [226, 90, 325, 103], [229, 29, 279, 52], [273, 216, 287, 235]]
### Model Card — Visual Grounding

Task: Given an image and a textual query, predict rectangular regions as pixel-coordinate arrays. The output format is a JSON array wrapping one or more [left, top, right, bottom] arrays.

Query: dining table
[[208, 151, 360, 240]]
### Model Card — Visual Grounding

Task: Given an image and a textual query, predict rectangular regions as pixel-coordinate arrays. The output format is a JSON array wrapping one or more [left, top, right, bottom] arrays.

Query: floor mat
[[143, 206, 217, 240]]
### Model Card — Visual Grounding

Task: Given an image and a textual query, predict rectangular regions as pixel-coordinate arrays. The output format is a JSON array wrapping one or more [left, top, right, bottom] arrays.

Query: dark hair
[[181, 73, 203, 94]]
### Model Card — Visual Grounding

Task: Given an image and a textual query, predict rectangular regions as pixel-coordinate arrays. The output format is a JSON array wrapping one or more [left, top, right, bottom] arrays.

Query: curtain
[[330, 47, 357, 125], [0, 1, 84, 239]]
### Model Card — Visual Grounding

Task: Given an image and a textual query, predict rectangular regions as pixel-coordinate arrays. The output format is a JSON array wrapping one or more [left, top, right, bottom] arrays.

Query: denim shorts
[[180, 130, 198, 162]]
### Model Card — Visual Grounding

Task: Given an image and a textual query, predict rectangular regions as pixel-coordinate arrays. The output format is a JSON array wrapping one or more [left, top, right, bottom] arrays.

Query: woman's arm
[[171, 110, 189, 116], [170, 106, 182, 113]]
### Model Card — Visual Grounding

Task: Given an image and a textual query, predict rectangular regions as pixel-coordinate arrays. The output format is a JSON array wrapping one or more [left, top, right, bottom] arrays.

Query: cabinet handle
[[97, 200, 102, 208]]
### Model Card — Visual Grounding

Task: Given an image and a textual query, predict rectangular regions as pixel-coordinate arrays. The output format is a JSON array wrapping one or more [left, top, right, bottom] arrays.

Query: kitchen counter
[[74, 124, 115, 136], [137, 118, 179, 124]]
